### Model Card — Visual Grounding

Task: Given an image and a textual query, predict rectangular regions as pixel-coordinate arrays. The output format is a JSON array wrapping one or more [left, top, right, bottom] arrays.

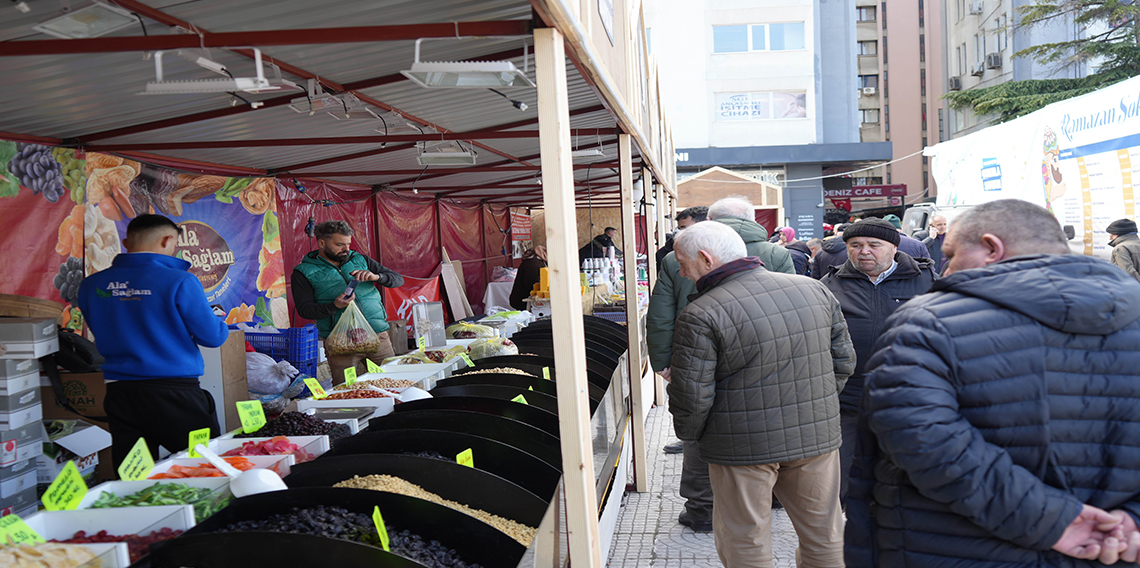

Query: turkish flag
[[831, 198, 852, 211]]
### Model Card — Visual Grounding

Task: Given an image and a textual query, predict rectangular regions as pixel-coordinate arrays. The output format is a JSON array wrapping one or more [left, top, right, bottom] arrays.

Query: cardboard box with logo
[[36, 420, 112, 485], [40, 372, 106, 421]]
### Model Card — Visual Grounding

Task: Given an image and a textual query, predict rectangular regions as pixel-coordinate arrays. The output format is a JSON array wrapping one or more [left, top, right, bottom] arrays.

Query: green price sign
[[304, 378, 328, 399], [344, 366, 358, 386], [456, 448, 474, 468], [416, 336, 427, 351], [366, 359, 383, 374], [511, 394, 528, 405], [117, 437, 154, 481], [236, 400, 267, 434], [460, 353, 474, 367], [187, 427, 211, 458], [0, 514, 44, 545], [543, 367, 551, 380], [373, 506, 390, 551], [42, 461, 87, 511]]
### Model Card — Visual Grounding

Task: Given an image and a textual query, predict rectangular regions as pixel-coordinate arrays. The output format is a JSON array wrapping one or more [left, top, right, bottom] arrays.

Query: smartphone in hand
[[343, 279, 359, 299]]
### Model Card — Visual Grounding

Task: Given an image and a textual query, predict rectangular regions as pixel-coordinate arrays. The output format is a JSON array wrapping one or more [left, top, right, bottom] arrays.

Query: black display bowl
[[142, 532, 427, 568], [175, 487, 526, 568], [328, 428, 561, 499], [437, 373, 605, 405], [394, 397, 560, 438], [462, 356, 611, 392], [429, 385, 562, 415], [368, 409, 560, 467], [286, 454, 548, 526]]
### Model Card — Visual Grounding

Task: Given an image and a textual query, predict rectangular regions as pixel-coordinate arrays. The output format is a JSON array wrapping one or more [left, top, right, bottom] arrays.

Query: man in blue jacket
[[847, 199, 1140, 567], [78, 214, 230, 469]]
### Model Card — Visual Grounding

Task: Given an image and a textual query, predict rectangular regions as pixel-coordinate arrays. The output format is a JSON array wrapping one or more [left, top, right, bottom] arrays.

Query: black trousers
[[104, 378, 220, 470]]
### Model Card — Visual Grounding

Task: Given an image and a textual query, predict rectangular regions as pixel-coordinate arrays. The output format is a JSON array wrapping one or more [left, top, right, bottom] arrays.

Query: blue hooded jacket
[[78, 253, 229, 381]]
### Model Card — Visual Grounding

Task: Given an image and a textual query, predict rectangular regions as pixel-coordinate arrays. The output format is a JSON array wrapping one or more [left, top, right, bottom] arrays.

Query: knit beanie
[[1106, 218, 1138, 235], [843, 218, 901, 246], [883, 214, 903, 229]]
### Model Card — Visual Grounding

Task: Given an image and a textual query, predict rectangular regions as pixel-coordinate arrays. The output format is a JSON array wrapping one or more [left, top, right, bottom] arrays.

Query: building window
[[713, 23, 805, 53], [858, 41, 878, 55], [883, 70, 889, 97], [858, 75, 879, 88], [861, 109, 881, 124], [920, 34, 926, 62], [716, 91, 808, 121], [975, 34, 983, 62], [1002, 14, 1009, 50], [885, 104, 890, 131], [646, 28, 652, 54], [881, 2, 887, 29], [919, 0, 925, 27], [920, 69, 926, 96], [857, 6, 877, 21], [959, 42, 967, 74], [957, 0, 966, 21], [882, 35, 888, 63]]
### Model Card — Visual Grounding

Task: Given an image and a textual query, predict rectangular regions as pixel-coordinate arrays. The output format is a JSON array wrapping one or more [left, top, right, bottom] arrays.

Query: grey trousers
[[681, 440, 714, 519]]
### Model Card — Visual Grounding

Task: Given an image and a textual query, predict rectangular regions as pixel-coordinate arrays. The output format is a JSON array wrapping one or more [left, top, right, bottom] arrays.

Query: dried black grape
[[235, 411, 350, 441]]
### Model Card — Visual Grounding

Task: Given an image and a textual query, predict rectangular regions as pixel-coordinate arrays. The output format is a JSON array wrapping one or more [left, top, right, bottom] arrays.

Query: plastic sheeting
[[375, 192, 440, 279], [439, 199, 486, 314]]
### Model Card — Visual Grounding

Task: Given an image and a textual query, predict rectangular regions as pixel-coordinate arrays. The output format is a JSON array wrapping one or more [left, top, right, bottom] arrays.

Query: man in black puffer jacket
[[812, 224, 850, 279], [847, 199, 1140, 567], [820, 218, 936, 505]]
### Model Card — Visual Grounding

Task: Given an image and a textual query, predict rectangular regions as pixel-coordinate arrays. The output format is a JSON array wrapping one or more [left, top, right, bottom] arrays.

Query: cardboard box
[[0, 318, 58, 360], [40, 372, 106, 420], [0, 422, 45, 467], [0, 486, 37, 516], [37, 420, 112, 484]]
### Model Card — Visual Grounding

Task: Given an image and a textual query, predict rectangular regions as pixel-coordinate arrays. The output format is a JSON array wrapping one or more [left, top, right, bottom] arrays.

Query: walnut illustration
[[86, 164, 137, 204], [239, 177, 275, 215], [84, 153, 123, 177]]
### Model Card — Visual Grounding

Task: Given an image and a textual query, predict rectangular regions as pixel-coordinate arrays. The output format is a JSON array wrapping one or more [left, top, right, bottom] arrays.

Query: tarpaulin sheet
[[439, 199, 487, 314], [635, 214, 648, 255], [484, 204, 511, 279], [0, 185, 75, 310], [277, 180, 378, 326], [374, 192, 439, 278]]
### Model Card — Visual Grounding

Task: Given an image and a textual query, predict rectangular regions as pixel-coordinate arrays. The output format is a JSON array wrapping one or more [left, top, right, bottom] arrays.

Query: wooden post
[[643, 166, 658, 291], [619, 133, 649, 492], [535, 27, 603, 568], [652, 176, 668, 404]]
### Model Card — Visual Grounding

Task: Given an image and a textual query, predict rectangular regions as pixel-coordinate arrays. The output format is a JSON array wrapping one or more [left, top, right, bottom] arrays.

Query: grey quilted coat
[[668, 266, 856, 466]]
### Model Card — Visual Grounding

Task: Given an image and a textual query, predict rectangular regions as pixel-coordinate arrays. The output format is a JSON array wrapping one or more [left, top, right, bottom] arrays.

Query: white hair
[[674, 221, 747, 264], [707, 196, 754, 220]]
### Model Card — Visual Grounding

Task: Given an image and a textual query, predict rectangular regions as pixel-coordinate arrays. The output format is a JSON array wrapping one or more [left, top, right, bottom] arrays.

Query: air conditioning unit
[[986, 52, 1002, 69], [948, 76, 963, 91], [861, 87, 877, 96], [969, 0, 984, 14], [971, 62, 986, 76]]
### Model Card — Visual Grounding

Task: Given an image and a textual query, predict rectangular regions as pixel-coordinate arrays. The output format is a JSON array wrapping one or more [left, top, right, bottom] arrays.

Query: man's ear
[[979, 233, 1006, 265], [698, 250, 715, 268]]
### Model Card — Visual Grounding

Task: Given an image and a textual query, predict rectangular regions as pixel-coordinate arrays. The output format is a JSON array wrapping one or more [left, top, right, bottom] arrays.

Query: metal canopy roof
[[0, 0, 641, 207]]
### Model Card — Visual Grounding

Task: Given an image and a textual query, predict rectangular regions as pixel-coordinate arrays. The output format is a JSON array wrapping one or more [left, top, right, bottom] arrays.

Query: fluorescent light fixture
[[32, 0, 137, 39], [141, 48, 299, 95], [417, 141, 477, 165], [175, 49, 228, 76], [329, 108, 381, 120], [571, 148, 606, 158], [401, 38, 536, 89]]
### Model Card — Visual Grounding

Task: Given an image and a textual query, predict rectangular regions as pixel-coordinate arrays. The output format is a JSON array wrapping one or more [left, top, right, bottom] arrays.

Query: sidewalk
[[606, 404, 799, 567]]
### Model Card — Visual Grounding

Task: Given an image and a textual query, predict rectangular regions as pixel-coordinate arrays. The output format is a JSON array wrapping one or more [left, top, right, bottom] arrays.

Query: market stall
[[0, 0, 677, 565]]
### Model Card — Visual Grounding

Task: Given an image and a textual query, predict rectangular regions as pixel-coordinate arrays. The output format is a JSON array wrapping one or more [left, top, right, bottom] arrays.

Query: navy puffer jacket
[[845, 254, 1140, 568]]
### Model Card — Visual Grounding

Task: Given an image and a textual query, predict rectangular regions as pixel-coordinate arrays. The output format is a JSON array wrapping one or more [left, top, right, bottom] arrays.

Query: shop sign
[[176, 221, 235, 292], [824, 184, 908, 198], [511, 211, 532, 241]]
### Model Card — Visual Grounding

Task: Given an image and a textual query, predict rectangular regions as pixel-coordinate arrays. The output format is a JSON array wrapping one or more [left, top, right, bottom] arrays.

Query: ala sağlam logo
[[99, 281, 152, 298], [176, 221, 236, 292]]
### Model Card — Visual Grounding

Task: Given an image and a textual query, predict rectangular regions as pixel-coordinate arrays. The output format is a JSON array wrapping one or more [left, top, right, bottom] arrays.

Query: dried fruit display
[[89, 483, 230, 523], [220, 436, 315, 463], [238, 178, 275, 215], [453, 367, 536, 377], [235, 411, 350, 441], [148, 457, 255, 479], [324, 390, 390, 400], [0, 543, 97, 568], [333, 378, 418, 390], [52, 256, 84, 304], [52, 528, 182, 564]]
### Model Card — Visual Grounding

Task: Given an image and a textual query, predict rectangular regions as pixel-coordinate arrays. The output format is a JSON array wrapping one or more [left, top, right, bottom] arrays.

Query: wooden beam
[[619, 133, 650, 492], [535, 26, 602, 568], [0, 21, 534, 55], [652, 170, 668, 405], [643, 167, 658, 293]]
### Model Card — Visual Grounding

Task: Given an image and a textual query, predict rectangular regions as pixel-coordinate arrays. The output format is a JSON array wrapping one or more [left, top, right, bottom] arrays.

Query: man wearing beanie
[[1107, 218, 1140, 282], [819, 217, 937, 508], [884, 214, 932, 260]]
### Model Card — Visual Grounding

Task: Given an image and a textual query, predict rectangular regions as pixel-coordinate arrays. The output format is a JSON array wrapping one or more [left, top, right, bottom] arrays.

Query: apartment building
[[943, 0, 1099, 138], [645, 0, 891, 239], [854, 0, 944, 207]]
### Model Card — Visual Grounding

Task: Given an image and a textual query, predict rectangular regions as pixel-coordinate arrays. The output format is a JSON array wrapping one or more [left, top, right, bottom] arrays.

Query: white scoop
[[193, 444, 288, 498]]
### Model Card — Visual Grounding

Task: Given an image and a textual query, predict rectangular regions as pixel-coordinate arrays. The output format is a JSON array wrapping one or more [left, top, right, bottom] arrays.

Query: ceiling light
[[571, 148, 606, 158], [141, 48, 299, 95], [401, 38, 536, 89], [417, 141, 477, 165], [175, 49, 228, 76], [32, 0, 137, 39]]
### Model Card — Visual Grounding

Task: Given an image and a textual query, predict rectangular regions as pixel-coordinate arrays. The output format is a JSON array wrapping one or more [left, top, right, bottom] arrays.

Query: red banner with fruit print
[[0, 142, 286, 330]]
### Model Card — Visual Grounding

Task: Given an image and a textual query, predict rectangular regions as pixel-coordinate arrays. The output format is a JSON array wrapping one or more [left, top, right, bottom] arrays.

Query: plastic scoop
[[193, 443, 287, 498]]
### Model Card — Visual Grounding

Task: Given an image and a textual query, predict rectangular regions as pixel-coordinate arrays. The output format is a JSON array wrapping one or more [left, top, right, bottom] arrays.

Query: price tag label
[[42, 461, 87, 511], [417, 336, 427, 351], [187, 428, 211, 458], [344, 367, 358, 386], [543, 367, 551, 380], [457, 448, 474, 468], [528, 386, 534, 391], [460, 354, 474, 367], [304, 378, 328, 399], [117, 437, 154, 481], [0, 514, 44, 545], [511, 394, 528, 405], [236, 400, 267, 434], [366, 359, 382, 374], [373, 506, 390, 552]]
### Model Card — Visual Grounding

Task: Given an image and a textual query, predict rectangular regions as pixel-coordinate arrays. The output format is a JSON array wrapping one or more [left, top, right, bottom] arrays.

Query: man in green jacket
[[647, 195, 795, 532], [293, 221, 405, 383]]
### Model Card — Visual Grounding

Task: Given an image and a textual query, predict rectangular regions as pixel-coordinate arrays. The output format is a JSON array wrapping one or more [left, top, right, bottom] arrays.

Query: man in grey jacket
[[647, 196, 795, 532], [1107, 218, 1140, 282], [669, 221, 855, 568]]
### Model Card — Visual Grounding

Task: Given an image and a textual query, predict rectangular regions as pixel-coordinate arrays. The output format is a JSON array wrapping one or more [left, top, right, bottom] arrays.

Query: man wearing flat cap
[[1107, 218, 1140, 282], [819, 218, 937, 509]]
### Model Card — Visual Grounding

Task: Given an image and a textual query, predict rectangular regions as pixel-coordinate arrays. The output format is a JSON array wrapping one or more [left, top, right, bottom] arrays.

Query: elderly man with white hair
[[669, 221, 855, 568], [648, 195, 795, 532]]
